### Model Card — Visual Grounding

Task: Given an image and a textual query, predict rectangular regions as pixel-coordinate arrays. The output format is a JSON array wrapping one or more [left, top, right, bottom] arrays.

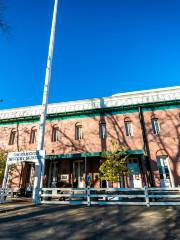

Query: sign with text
[[7, 151, 45, 165]]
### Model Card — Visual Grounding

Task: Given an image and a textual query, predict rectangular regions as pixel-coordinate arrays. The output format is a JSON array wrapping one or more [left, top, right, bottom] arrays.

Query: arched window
[[151, 118, 160, 135], [75, 123, 82, 140], [30, 127, 37, 144], [124, 118, 133, 136], [52, 125, 59, 142], [99, 120, 106, 139], [9, 129, 16, 145]]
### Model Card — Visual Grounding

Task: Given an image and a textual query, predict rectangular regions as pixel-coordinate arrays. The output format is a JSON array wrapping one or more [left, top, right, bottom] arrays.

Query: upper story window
[[99, 121, 106, 139], [75, 123, 83, 140], [151, 118, 160, 135], [30, 127, 37, 144], [124, 120, 133, 136], [9, 129, 16, 145], [52, 125, 59, 142]]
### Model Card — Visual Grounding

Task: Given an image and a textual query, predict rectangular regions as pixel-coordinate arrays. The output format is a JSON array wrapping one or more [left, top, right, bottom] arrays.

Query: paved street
[[0, 201, 180, 240]]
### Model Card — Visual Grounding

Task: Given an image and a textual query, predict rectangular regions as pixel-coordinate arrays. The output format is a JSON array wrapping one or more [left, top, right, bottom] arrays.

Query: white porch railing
[[41, 187, 180, 206], [0, 188, 13, 203]]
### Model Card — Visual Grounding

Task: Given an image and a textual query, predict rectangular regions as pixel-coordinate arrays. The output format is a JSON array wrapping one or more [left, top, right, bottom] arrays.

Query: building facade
[[0, 86, 180, 190]]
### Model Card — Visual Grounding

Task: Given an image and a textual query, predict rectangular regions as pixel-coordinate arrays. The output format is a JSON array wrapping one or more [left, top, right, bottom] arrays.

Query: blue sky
[[0, 0, 180, 110]]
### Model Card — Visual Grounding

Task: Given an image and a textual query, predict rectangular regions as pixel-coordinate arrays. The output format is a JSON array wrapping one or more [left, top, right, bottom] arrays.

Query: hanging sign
[[7, 150, 45, 165]]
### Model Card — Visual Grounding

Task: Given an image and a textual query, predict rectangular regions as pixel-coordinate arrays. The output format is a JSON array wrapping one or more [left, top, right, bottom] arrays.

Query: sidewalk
[[0, 198, 34, 214], [0, 202, 180, 240]]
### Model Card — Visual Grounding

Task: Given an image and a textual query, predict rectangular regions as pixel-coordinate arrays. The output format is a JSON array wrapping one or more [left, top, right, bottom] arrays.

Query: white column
[[32, 162, 41, 204], [2, 161, 9, 189], [167, 157, 175, 188]]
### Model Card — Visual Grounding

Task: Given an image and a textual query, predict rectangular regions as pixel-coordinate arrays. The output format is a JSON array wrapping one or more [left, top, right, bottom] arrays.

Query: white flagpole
[[38, 0, 59, 151], [33, 0, 59, 203]]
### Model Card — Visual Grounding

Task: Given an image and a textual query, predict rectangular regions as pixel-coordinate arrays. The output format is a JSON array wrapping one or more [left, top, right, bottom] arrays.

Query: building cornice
[[0, 86, 180, 121]]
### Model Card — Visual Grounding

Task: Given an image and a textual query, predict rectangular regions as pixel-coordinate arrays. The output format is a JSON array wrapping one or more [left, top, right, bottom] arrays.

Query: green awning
[[46, 149, 144, 160]]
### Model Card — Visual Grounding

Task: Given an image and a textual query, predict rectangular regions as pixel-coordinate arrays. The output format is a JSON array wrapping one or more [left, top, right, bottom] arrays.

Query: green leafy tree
[[0, 149, 15, 186], [99, 142, 130, 183], [0, 149, 7, 184]]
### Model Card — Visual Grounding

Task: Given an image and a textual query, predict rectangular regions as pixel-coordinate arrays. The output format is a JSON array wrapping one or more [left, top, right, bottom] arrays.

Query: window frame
[[30, 127, 37, 144], [9, 129, 16, 145], [151, 118, 160, 135], [75, 123, 83, 140], [99, 121, 107, 139], [52, 125, 59, 142], [124, 121, 133, 137]]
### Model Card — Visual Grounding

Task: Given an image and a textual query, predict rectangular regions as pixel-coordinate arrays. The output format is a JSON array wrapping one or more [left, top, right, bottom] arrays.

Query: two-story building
[[0, 86, 180, 190]]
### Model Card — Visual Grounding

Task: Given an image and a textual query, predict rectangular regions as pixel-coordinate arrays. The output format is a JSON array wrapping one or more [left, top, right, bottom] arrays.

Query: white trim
[[166, 157, 175, 188], [157, 156, 172, 188], [112, 85, 180, 96], [0, 86, 179, 121]]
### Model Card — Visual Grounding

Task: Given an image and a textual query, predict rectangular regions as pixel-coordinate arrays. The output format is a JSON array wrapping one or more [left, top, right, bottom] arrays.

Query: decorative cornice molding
[[0, 86, 180, 120]]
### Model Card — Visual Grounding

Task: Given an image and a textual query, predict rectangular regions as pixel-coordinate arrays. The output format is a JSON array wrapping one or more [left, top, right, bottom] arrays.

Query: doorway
[[47, 160, 58, 187], [25, 163, 34, 189], [73, 160, 84, 188], [23, 163, 35, 197], [128, 159, 142, 188]]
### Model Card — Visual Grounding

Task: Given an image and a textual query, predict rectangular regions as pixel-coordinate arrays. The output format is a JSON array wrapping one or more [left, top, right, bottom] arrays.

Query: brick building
[[0, 86, 180, 190]]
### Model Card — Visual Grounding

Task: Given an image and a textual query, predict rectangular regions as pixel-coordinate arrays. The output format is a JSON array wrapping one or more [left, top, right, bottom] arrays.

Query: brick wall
[[0, 106, 180, 186]]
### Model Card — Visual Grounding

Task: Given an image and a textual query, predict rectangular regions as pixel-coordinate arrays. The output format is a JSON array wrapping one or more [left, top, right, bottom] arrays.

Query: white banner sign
[[7, 151, 45, 165]]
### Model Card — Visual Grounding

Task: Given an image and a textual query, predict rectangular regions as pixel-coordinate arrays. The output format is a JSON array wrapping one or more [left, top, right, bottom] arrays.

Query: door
[[25, 163, 34, 190], [28, 164, 35, 189], [73, 161, 84, 188], [47, 161, 58, 187], [128, 159, 142, 188], [157, 156, 171, 188]]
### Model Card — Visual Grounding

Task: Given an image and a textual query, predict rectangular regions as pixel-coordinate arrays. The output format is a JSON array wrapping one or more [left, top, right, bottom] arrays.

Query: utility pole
[[33, 0, 59, 204]]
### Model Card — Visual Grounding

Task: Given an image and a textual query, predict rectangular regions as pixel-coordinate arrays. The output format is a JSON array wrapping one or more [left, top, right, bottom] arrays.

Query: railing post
[[52, 188, 57, 198], [87, 186, 91, 206], [0, 189, 2, 203], [32, 187, 41, 205], [2, 189, 5, 203], [144, 186, 150, 207]]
